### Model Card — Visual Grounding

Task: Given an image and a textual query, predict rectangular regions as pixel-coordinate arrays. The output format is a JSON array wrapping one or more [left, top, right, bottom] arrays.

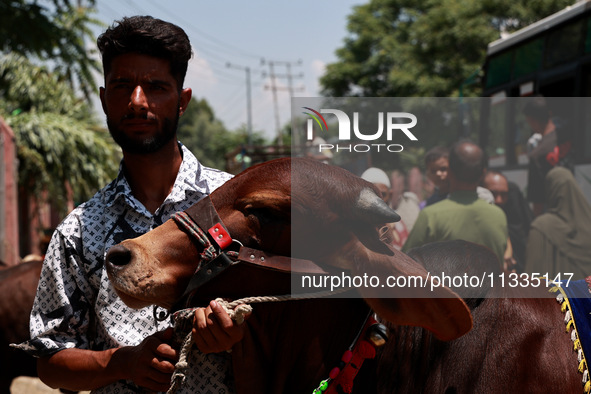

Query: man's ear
[[179, 87, 192, 117]]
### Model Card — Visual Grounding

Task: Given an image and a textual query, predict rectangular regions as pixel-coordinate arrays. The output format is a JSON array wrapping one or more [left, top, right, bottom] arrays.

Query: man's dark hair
[[522, 95, 550, 124], [97, 16, 192, 89], [449, 140, 487, 184], [424, 146, 449, 166]]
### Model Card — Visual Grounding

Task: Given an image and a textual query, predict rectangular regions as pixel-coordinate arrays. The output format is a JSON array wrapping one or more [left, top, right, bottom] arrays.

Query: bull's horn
[[355, 188, 401, 224]]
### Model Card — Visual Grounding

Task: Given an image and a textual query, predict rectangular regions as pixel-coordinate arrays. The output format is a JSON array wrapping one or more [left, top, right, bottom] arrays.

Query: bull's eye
[[245, 207, 276, 225]]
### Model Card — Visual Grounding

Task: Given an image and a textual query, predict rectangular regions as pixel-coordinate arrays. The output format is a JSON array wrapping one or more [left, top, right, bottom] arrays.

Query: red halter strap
[[170, 195, 328, 311]]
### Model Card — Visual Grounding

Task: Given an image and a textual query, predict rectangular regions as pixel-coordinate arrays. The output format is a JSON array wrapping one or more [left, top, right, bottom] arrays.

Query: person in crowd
[[483, 170, 533, 273], [421, 146, 450, 208], [14, 16, 244, 393], [525, 167, 591, 280], [361, 167, 409, 250], [524, 95, 574, 216], [403, 140, 508, 267], [389, 169, 421, 232]]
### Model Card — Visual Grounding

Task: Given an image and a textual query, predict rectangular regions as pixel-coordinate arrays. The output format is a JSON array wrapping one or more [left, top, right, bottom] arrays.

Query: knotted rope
[[166, 288, 351, 393]]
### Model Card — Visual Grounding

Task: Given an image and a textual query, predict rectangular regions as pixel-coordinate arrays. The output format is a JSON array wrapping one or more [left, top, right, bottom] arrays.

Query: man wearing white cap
[[361, 167, 409, 250]]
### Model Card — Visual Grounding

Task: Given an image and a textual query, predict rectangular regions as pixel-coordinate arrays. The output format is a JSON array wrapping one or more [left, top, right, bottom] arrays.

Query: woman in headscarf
[[525, 167, 591, 279]]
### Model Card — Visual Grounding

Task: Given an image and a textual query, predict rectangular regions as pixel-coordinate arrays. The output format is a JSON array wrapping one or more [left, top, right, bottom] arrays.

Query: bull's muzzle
[[106, 244, 133, 271]]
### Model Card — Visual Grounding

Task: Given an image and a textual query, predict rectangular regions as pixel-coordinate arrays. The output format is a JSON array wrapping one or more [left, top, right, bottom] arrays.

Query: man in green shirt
[[402, 141, 508, 267]]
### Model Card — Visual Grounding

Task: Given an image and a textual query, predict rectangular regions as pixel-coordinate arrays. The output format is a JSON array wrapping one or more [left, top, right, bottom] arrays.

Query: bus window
[[585, 17, 591, 53], [485, 51, 513, 90], [544, 19, 584, 68], [513, 38, 543, 79]]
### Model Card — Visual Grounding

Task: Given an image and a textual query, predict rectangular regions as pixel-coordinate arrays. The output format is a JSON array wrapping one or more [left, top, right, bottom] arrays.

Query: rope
[[167, 325, 194, 394], [166, 287, 352, 393]]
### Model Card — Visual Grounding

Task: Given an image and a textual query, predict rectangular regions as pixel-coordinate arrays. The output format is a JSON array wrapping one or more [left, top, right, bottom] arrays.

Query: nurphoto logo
[[302, 106, 418, 153]]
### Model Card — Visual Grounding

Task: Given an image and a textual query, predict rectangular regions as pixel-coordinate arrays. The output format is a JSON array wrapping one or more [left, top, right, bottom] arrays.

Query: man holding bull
[[15, 16, 244, 393]]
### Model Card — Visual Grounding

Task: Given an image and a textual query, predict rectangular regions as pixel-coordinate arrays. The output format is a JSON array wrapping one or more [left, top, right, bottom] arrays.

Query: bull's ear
[[351, 246, 473, 341]]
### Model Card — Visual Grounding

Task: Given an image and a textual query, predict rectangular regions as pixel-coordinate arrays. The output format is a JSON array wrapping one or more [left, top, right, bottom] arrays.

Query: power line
[[216, 84, 247, 121], [102, 0, 264, 68], [226, 63, 254, 144], [262, 59, 304, 145], [145, 0, 267, 60]]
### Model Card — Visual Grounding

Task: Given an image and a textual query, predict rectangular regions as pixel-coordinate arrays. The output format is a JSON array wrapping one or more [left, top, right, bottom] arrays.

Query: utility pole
[[226, 62, 254, 145], [262, 59, 304, 146], [264, 60, 282, 146]]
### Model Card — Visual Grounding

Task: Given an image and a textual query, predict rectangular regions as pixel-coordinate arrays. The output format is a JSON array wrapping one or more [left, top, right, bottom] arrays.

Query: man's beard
[[107, 109, 179, 154]]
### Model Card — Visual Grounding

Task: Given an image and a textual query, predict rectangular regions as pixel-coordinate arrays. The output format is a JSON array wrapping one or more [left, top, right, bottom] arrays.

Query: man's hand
[[126, 327, 179, 392], [192, 300, 249, 353], [37, 328, 179, 392]]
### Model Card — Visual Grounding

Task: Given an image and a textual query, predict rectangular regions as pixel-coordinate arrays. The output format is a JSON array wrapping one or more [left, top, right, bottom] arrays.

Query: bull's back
[[0, 259, 43, 391], [0, 260, 42, 343], [376, 240, 581, 393]]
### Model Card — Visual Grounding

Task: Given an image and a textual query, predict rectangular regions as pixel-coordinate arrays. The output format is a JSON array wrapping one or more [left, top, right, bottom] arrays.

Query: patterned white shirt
[[15, 143, 235, 393]]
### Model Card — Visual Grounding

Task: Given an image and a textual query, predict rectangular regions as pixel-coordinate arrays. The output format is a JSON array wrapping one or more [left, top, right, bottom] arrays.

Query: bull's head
[[106, 158, 472, 341]]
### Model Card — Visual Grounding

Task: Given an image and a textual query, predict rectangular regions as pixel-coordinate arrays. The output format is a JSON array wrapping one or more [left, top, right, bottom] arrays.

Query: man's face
[[99, 53, 192, 154], [483, 173, 509, 206], [426, 157, 449, 192]]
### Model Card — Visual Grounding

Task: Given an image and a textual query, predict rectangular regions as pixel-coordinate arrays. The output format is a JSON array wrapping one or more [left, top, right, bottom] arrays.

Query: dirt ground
[[10, 377, 90, 394]]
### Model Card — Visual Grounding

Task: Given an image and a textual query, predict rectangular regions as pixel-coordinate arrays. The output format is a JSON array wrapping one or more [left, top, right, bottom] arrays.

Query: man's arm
[[37, 328, 178, 392], [37, 301, 247, 392]]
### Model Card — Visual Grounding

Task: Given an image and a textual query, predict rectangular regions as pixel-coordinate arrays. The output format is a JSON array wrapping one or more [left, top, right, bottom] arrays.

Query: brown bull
[[0, 260, 41, 393], [105, 157, 473, 393], [1, 261, 79, 394], [378, 240, 582, 393]]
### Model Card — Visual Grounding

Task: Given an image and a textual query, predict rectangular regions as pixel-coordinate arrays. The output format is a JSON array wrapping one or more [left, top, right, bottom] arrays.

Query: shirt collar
[[448, 189, 479, 203], [104, 142, 204, 210]]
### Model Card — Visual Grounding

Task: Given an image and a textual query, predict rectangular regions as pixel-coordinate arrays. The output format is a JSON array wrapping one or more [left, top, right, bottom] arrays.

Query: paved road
[[10, 377, 90, 394]]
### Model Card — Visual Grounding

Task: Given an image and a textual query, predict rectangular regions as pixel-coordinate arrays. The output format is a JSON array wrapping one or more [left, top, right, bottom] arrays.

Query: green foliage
[[10, 112, 118, 207], [0, 0, 102, 102], [0, 1, 115, 214], [277, 122, 293, 147], [177, 98, 268, 170], [321, 0, 573, 98], [0, 54, 118, 212], [0, 54, 92, 119]]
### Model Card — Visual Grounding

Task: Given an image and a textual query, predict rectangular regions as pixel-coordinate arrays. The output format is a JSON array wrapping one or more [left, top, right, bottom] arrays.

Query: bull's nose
[[106, 245, 132, 268]]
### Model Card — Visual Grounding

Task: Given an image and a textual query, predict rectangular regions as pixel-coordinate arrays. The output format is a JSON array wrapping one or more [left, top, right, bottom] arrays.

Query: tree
[[321, 0, 574, 98], [0, 0, 102, 101], [177, 98, 268, 170], [0, 54, 118, 212]]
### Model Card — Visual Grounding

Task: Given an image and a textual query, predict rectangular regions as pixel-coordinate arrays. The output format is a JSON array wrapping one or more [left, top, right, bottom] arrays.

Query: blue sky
[[91, 0, 365, 140]]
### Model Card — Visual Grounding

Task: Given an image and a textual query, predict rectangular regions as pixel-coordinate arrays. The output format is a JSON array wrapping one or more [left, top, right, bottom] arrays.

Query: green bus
[[480, 0, 591, 200]]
